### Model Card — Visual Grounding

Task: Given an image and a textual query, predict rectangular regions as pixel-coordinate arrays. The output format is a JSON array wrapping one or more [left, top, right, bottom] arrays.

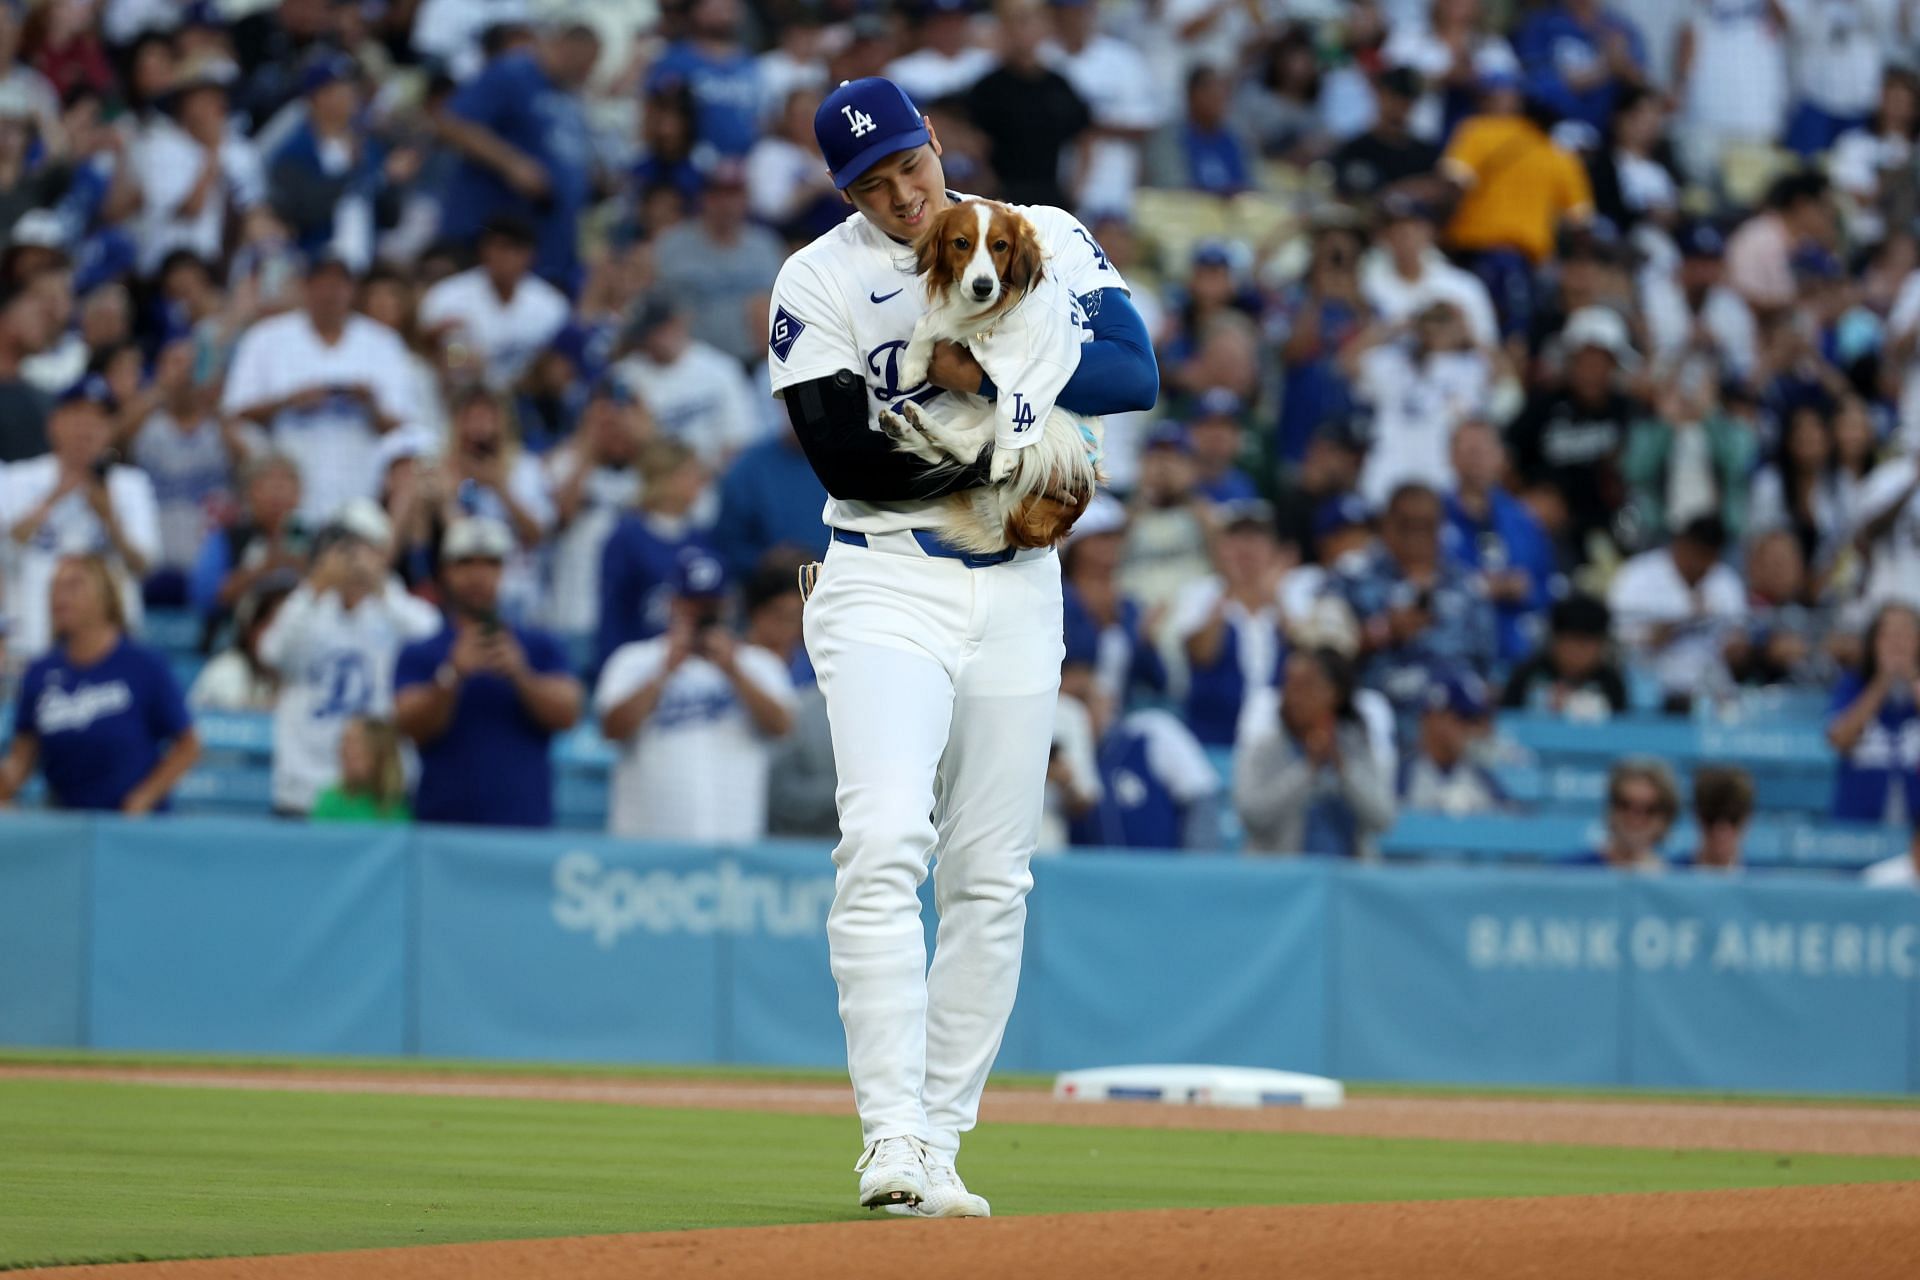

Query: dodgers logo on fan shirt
[[769, 306, 805, 362]]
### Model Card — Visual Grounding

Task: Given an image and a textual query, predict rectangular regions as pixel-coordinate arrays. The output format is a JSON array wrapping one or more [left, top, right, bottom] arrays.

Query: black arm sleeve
[[783, 371, 996, 504]]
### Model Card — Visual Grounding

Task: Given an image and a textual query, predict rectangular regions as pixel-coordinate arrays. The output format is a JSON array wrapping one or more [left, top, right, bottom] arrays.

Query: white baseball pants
[[802, 532, 1063, 1161]]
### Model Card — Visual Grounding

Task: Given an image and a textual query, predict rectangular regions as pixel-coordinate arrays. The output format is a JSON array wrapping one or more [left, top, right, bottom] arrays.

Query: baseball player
[[767, 77, 1159, 1216]]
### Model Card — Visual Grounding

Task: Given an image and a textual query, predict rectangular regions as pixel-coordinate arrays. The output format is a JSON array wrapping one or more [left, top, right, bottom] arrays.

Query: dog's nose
[[970, 277, 994, 301]]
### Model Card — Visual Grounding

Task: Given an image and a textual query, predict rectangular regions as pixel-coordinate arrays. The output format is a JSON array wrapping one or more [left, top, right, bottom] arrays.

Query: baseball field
[[3, 1051, 1919, 1278]]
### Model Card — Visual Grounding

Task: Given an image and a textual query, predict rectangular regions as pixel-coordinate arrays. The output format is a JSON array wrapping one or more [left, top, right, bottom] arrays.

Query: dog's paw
[[877, 407, 915, 442], [898, 400, 938, 434], [988, 445, 1022, 483]]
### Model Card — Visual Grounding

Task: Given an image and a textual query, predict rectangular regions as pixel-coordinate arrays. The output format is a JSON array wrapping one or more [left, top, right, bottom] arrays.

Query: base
[[1052, 1064, 1344, 1110]]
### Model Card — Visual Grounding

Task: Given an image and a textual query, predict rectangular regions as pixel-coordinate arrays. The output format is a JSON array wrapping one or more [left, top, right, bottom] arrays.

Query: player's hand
[[121, 785, 159, 817], [927, 341, 986, 395]]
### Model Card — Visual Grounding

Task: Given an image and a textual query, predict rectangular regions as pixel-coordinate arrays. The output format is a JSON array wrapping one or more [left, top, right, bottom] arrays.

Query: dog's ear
[[914, 206, 955, 297], [1004, 211, 1046, 293]]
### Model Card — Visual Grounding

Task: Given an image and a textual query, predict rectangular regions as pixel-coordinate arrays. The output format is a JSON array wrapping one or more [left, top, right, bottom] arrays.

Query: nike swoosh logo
[[869, 289, 903, 304]]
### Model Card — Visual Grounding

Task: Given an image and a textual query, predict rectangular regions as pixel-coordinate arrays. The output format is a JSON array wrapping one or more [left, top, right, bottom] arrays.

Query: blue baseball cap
[[814, 78, 931, 190], [58, 372, 115, 410], [1313, 494, 1373, 539], [1423, 666, 1492, 721], [1194, 387, 1244, 420], [675, 548, 730, 600], [1191, 239, 1234, 269], [1677, 220, 1725, 260], [1142, 420, 1191, 453], [300, 52, 357, 97], [1791, 244, 1843, 281]]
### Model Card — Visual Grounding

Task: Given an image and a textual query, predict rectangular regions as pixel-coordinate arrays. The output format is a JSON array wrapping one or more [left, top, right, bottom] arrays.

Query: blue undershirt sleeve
[[977, 288, 1159, 416]]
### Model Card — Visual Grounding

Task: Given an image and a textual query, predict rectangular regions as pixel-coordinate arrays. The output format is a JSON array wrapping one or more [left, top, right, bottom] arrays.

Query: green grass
[[7, 1047, 1920, 1109], [4, 1079, 1918, 1271]]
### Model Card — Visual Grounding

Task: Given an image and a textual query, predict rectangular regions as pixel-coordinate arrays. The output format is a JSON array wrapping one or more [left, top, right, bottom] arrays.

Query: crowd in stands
[[0, 0, 1916, 886]]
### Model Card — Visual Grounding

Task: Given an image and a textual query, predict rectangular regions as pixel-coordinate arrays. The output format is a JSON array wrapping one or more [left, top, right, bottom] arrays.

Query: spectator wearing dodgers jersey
[[392, 517, 583, 829], [0, 555, 199, 813], [612, 296, 762, 469], [220, 251, 422, 526], [417, 215, 570, 393], [595, 548, 797, 843], [258, 500, 440, 816], [0, 377, 158, 662], [1043, 0, 1164, 216], [435, 18, 602, 294]]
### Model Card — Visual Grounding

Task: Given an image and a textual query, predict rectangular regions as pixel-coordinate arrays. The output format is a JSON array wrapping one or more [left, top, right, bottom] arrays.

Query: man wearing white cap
[[257, 498, 439, 815], [393, 516, 581, 827], [1505, 305, 1641, 563]]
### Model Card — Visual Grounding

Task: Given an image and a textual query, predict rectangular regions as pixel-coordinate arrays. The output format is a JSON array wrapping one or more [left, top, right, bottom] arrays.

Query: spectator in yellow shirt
[[1441, 70, 1594, 343]]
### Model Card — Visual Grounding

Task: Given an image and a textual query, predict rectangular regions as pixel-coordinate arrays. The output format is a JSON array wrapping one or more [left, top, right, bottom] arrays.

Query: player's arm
[[976, 288, 1160, 417], [782, 370, 998, 502]]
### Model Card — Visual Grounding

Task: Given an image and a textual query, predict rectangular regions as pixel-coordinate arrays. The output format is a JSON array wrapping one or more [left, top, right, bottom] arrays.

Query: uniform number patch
[[770, 306, 805, 362]]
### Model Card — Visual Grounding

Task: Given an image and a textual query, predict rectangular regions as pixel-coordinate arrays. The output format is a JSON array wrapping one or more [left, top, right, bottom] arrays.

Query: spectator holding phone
[[0, 554, 200, 813], [392, 517, 582, 829], [594, 548, 797, 843], [1234, 646, 1397, 858], [0, 375, 158, 661], [1826, 602, 1920, 824], [258, 500, 439, 816]]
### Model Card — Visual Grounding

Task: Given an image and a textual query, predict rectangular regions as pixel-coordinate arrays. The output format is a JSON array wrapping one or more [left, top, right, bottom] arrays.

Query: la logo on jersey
[[1009, 392, 1036, 433], [842, 105, 876, 137]]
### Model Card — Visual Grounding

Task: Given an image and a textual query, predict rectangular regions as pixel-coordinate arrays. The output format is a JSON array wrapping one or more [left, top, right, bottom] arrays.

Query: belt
[[831, 527, 1047, 570]]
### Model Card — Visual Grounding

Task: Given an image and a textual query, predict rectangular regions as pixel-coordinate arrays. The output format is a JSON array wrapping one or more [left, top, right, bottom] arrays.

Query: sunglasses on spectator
[[1609, 796, 1666, 818]]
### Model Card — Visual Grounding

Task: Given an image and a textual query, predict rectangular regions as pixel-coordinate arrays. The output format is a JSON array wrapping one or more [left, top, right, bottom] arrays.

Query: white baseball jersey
[[1852, 457, 1920, 609], [541, 451, 640, 636], [257, 579, 440, 812], [613, 340, 763, 467], [418, 267, 570, 392], [766, 193, 1127, 536], [221, 312, 422, 525], [130, 411, 257, 572], [0, 457, 159, 659], [593, 638, 798, 843]]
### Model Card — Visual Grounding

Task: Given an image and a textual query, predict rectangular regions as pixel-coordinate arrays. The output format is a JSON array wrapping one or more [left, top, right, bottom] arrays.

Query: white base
[[1052, 1064, 1344, 1110]]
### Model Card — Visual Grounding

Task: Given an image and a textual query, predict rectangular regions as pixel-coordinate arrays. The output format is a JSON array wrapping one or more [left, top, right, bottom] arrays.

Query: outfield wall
[[3, 814, 1918, 1093]]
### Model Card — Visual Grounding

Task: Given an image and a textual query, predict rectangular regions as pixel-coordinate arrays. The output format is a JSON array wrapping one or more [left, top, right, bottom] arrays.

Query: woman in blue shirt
[[0, 555, 200, 813], [1827, 603, 1920, 824]]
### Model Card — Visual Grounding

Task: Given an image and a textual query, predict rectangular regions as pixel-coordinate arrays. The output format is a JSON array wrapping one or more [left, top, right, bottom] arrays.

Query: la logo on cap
[[842, 104, 875, 137]]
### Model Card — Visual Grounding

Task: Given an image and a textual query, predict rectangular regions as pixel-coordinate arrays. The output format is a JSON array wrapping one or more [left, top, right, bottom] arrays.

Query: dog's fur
[[877, 200, 1104, 554]]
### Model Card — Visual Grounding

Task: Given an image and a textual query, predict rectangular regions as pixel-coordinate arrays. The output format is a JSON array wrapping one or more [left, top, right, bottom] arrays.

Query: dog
[[876, 199, 1104, 555]]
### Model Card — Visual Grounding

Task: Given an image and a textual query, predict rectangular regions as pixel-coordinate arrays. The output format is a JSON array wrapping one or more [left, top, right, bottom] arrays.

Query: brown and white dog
[[877, 199, 1103, 554]]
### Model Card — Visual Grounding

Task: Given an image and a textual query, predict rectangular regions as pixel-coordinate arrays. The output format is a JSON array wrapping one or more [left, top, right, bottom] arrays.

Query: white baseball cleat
[[884, 1156, 990, 1218], [856, 1136, 931, 1209]]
